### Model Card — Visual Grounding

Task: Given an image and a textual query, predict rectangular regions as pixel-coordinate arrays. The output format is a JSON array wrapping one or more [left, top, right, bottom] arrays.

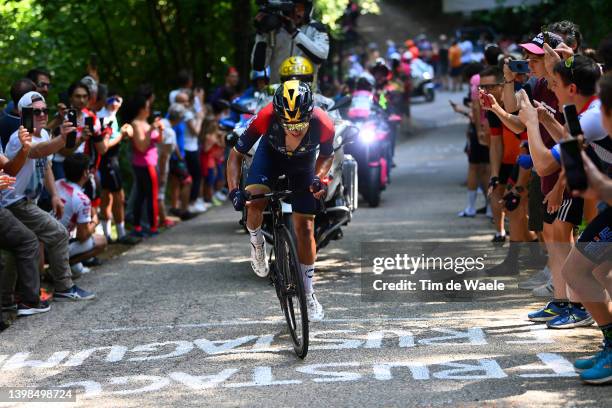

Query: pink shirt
[[132, 128, 161, 167]]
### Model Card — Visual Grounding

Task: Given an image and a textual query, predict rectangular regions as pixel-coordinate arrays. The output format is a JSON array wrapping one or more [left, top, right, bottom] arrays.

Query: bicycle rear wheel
[[275, 224, 309, 359]]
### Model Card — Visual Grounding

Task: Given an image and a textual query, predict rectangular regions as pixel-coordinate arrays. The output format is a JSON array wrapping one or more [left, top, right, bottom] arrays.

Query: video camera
[[255, 0, 295, 33]]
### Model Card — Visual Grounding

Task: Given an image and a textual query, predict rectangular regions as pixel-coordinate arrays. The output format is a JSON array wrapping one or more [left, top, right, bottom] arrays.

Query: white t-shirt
[[579, 98, 607, 144], [160, 118, 177, 148], [0, 129, 51, 207], [56, 179, 91, 236], [182, 110, 199, 152]]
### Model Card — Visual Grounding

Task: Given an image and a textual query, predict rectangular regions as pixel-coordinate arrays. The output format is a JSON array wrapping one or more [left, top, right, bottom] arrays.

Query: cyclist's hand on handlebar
[[230, 188, 248, 211], [310, 176, 328, 200]]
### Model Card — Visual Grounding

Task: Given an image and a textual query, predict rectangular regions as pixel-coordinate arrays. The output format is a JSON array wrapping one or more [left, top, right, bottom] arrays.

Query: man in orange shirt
[[448, 40, 462, 92]]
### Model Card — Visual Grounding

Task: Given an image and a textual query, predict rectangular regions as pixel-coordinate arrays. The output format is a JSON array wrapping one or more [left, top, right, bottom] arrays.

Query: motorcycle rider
[[252, 0, 330, 84], [226, 80, 335, 322]]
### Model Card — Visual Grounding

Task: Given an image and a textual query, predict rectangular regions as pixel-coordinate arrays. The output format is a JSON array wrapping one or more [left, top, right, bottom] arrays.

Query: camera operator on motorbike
[[252, 0, 330, 85], [227, 80, 335, 322]]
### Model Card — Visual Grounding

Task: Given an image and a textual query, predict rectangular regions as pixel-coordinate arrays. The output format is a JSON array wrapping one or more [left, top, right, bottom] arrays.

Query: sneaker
[[532, 279, 554, 298], [54, 285, 96, 301], [546, 306, 594, 329], [83, 257, 102, 267], [117, 235, 142, 245], [70, 263, 91, 279], [131, 227, 146, 238], [214, 191, 227, 202], [518, 266, 551, 290], [580, 347, 612, 385], [307, 293, 324, 322], [195, 198, 210, 212], [211, 196, 222, 206], [162, 219, 177, 228], [189, 202, 208, 214], [491, 234, 507, 245], [17, 300, 51, 316], [180, 210, 198, 221], [457, 208, 476, 217], [575, 345, 608, 371], [250, 241, 269, 277], [528, 301, 567, 322]]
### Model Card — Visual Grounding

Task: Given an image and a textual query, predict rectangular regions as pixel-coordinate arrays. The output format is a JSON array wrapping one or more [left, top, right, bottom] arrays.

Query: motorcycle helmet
[[273, 80, 314, 124], [370, 57, 391, 83], [279, 56, 314, 84], [355, 72, 375, 91]]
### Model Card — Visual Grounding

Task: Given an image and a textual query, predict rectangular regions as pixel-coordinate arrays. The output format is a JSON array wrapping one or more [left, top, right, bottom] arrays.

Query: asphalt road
[[0, 91, 609, 407]]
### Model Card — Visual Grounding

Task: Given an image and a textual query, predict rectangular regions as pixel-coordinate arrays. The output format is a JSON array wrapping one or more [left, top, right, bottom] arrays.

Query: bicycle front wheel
[[275, 224, 309, 359]]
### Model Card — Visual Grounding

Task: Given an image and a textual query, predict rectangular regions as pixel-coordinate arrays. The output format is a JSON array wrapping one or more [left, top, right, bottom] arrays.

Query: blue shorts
[[245, 140, 318, 215]]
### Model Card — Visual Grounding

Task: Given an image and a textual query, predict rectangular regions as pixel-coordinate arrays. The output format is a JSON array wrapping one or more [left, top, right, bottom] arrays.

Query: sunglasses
[[107, 97, 122, 104], [37, 82, 51, 89], [479, 83, 503, 90], [281, 121, 309, 132], [33, 108, 49, 116]]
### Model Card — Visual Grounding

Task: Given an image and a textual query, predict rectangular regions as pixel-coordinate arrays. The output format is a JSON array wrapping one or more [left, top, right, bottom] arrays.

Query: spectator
[[169, 69, 204, 114], [210, 67, 240, 105], [0, 91, 95, 301], [448, 40, 462, 92], [158, 103, 187, 226], [200, 102, 227, 206], [0, 121, 49, 316], [182, 89, 207, 214], [126, 91, 164, 237], [252, 0, 329, 84], [0, 78, 36, 150], [437, 34, 450, 90], [97, 92, 140, 245], [56, 154, 107, 273], [51, 82, 95, 180], [25, 68, 52, 99]]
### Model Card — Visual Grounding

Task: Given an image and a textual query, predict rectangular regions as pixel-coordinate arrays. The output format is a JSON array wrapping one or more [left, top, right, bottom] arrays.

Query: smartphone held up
[[21, 107, 34, 134], [560, 138, 588, 192], [65, 108, 78, 149]]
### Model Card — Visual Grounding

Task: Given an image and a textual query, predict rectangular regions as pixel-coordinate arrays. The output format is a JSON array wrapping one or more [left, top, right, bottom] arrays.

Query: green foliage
[[315, 0, 379, 33], [469, 0, 612, 47]]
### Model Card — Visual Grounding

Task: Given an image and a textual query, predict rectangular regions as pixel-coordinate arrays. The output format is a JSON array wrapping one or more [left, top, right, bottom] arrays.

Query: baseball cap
[[17, 91, 45, 112], [519, 32, 564, 55]]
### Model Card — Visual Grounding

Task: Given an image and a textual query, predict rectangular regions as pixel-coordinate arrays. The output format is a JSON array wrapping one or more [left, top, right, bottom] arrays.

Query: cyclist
[[226, 80, 335, 322]]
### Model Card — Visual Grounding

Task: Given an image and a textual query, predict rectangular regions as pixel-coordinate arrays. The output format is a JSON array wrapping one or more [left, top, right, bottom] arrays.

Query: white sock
[[247, 226, 264, 246], [117, 222, 126, 238], [467, 190, 477, 212], [101, 219, 111, 239], [300, 263, 314, 295]]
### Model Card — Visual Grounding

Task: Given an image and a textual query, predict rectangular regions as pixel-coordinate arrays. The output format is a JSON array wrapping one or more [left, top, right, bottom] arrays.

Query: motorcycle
[[410, 58, 435, 102], [226, 93, 358, 252], [343, 90, 393, 207]]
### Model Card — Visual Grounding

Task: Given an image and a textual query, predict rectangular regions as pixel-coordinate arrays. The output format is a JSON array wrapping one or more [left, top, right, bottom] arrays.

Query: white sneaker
[[195, 198, 209, 212], [307, 293, 324, 322], [189, 202, 207, 214], [214, 191, 227, 201], [532, 278, 554, 298], [250, 241, 269, 277], [518, 266, 550, 290]]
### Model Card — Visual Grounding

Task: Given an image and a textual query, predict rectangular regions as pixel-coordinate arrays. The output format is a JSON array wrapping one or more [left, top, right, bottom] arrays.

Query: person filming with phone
[[252, 0, 329, 85]]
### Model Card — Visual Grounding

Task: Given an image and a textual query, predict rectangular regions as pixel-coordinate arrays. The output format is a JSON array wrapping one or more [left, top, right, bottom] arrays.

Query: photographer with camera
[[252, 0, 329, 85]]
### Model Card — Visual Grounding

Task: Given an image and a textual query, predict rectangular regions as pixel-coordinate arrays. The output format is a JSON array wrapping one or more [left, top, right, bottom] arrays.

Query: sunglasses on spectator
[[479, 83, 503, 90], [107, 97, 123, 104], [33, 108, 49, 116], [281, 121, 309, 132], [37, 82, 51, 89]]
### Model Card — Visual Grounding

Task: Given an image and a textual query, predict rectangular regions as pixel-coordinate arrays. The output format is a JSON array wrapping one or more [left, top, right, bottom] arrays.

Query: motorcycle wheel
[[366, 166, 382, 207]]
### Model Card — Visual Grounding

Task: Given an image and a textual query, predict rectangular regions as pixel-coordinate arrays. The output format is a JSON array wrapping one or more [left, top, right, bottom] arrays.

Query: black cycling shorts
[[467, 124, 489, 164], [245, 140, 318, 215], [542, 197, 584, 226], [100, 157, 123, 192], [576, 206, 612, 264], [498, 163, 514, 185]]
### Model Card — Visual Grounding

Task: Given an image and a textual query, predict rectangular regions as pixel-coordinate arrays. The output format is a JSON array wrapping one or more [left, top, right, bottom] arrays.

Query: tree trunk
[[232, 0, 253, 90]]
